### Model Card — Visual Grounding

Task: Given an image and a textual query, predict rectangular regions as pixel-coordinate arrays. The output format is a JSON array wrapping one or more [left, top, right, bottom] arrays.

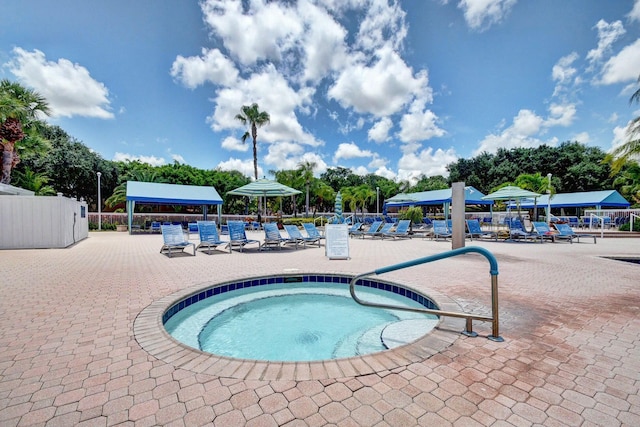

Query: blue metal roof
[[516, 190, 630, 209], [126, 181, 223, 205], [385, 186, 492, 207]]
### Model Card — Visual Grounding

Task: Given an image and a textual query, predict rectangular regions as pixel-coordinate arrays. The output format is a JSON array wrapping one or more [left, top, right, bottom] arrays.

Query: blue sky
[[2, 0, 640, 183]]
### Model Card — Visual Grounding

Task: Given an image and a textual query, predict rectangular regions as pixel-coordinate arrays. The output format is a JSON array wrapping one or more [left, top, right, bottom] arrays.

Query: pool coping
[[133, 273, 466, 380]]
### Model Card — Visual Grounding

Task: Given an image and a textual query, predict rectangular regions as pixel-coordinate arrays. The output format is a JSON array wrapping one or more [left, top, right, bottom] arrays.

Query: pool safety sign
[[325, 224, 350, 260]]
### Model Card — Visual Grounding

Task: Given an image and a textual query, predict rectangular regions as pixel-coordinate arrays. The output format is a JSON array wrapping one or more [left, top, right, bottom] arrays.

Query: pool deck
[[1, 231, 638, 426]]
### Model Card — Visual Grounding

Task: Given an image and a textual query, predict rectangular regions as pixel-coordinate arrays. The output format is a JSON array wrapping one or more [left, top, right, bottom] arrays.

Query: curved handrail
[[350, 246, 503, 342]]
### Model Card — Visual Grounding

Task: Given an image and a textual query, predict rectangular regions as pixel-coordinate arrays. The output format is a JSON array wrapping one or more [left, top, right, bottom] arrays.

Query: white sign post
[[325, 224, 350, 260]]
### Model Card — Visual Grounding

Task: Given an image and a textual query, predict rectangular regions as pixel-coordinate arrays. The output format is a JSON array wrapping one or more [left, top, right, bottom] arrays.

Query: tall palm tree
[[235, 103, 270, 217], [235, 103, 270, 180], [607, 74, 640, 174], [0, 79, 50, 184], [297, 160, 316, 217]]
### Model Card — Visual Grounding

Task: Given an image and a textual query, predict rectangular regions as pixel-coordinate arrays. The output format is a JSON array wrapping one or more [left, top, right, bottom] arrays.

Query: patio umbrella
[[334, 190, 344, 224], [482, 186, 541, 224], [227, 179, 301, 221]]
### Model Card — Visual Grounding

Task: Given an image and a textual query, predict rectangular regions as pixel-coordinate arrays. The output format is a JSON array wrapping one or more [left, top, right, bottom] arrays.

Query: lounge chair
[[432, 220, 452, 241], [531, 221, 560, 242], [465, 219, 497, 241], [196, 221, 229, 254], [284, 224, 321, 247], [360, 221, 385, 239], [263, 223, 300, 250], [160, 224, 196, 257], [228, 220, 262, 252], [507, 218, 543, 243], [348, 222, 364, 237], [302, 223, 325, 246], [553, 223, 596, 244], [382, 219, 412, 239], [187, 222, 199, 239], [150, 221, 161, 233]]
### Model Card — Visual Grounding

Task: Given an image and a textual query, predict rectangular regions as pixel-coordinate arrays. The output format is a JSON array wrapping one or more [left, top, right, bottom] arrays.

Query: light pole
[[376, 186, 380, 216], [546, 173, 552, 226], [96, 172, 102, 231]]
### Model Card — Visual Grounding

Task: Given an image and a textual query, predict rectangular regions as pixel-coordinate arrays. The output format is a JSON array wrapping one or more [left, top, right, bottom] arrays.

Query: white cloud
[[599, 39, 640, 85], [397, 143, 458, 182], [610, 124, 630, 152], [551, 52, 579, 96], [586, 20, 626, 67], [373, 165, 396, 180], [457, 0, 517, 31], [221, 136, 249, 152], [356, 0, 407, 52], [113, 152, 166, 166], [170, 48, 239, 88], [473, 107, 571, 155], [628, 0, 640, 22], [398, 104, 446, 143], [351, 166, 370, 176], [217, 157, 261, 179], [573, 132, 590, 144], [170, 153, 185, 163], [200, 0, 303, 66], [333, 142, 373, 163], [264, 141, 305, 171], [368, 117, 393, 143], [6, 48, 113, 119], [328, 46, 429, 117]]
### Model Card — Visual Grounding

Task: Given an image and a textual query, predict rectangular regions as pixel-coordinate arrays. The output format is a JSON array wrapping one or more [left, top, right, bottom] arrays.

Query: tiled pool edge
[[133, 273, 465, 381]]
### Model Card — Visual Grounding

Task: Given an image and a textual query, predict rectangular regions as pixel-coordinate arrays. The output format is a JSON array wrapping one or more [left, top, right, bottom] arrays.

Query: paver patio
[[0, 230, 638, 426]]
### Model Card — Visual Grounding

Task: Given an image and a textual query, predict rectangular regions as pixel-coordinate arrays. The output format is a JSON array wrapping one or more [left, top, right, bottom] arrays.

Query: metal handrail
[[349, 246, 504, 342]]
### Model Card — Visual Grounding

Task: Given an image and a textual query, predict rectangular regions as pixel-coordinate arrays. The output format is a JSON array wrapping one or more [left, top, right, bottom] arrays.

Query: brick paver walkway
[[1, 231, 638, 426]]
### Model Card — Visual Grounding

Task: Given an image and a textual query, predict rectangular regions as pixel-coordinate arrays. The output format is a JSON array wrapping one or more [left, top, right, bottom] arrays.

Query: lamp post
[[376, 186, 380, 216], [546, 173, 552, 226], [96, 172, 102, 231]]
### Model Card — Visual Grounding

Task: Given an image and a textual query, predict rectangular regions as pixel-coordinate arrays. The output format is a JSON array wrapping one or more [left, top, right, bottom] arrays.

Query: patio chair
[[348, 222, 364, 237], [553, 223, 597, 244], [196, 221, 229, 254], [465, 219, 497, 241], [531, 221, 560, 242], [150, 221, 161, 233], [382, 219, 412, 239], [432, 220, 452, 241], [263, 223, 300, 250], [302, 223, 325, 246], [187, 222, 199, 239], [507, 218, 543, 243], [284, 224, 321, 248], [228, 220, 262, 252], [160, 224, 196, 257], [360, 221, 385, 239], [368, 222, 393, 239]]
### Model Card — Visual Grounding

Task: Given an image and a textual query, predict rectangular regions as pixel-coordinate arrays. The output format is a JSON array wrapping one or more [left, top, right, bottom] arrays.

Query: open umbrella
[[333, 191, 345, 224], [227, 179, 301, 221], [482, 186, 541, 225]]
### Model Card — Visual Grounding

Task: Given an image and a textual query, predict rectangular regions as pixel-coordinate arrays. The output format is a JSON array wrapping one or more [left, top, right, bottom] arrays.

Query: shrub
[[619, 221, 640, 232]]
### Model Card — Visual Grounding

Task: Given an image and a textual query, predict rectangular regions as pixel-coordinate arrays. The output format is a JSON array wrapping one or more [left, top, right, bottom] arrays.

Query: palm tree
[[607, 74, 640, 174], [235, 103, 270, 180], [0, 79, 50, 184], [297, 160, 316, 217], [235, 103, 270, 218], [12, 167, 56, 195]]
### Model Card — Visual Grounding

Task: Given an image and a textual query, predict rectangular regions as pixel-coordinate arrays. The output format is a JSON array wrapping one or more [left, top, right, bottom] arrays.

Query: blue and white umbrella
[[334, 191, 344, 224]]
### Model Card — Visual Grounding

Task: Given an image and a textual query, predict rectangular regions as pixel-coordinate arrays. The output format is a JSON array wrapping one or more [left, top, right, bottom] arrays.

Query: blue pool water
[[164, 279, 438, 362]]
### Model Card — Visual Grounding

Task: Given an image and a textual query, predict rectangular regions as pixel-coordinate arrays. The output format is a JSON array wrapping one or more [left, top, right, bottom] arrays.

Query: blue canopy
[[385, 186, 492, 208], [125, 181, 223, 233], [126, 181, 223, 205], [515, 190, 630, 209]]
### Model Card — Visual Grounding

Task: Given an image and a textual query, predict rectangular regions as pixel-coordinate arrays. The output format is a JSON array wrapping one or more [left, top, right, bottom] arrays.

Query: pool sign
[[325, 224, 350, 260]]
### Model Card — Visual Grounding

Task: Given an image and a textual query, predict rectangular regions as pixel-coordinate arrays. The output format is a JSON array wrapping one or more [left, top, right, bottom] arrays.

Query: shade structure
[[385, 186, 492, 207], [512, 190, 630, 209], [481, 186, 541, 201], [227, 179, 302, 197], [333, 191, 344, 224]]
